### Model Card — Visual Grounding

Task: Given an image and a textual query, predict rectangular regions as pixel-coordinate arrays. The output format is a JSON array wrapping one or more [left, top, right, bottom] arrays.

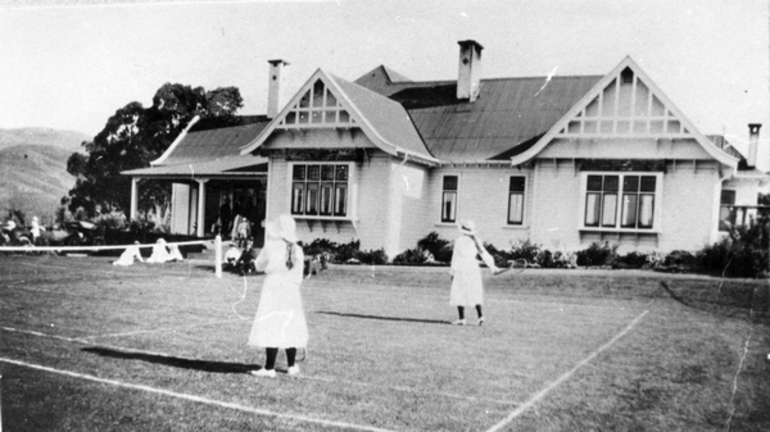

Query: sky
[[1, 0, 768, 155]]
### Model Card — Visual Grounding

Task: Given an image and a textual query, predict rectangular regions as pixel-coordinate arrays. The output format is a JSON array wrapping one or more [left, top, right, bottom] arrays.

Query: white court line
[[2, 326, 519, 406], [81, 318, 243, 340], [484, 309, 650, 432], [296, 374, 522, 406], [0, 356, 396, 432]]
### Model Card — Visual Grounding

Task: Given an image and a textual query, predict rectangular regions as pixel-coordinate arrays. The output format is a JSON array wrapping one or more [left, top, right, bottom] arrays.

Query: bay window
[[583, 173, 659, 231], [291, 163, 349, 218]]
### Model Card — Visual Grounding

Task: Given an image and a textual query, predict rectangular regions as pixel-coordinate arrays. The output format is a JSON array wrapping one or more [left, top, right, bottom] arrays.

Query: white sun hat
[[459, 220, 477, 236], [267, 214, 298, 243]]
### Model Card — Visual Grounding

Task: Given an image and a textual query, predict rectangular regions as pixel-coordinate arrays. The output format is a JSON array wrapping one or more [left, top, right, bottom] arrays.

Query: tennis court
[[1, 253, 768, 431]]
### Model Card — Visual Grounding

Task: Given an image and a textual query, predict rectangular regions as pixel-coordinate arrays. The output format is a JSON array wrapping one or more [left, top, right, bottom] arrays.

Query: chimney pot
[[267, 59, 289, 119], [457, 40, 484, 102], [747, 123, 761, 168]]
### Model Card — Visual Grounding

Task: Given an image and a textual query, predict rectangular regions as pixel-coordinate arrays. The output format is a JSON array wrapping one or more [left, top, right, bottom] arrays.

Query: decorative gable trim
[[510, 57, 738, 171], [240, 69, 439, 166]]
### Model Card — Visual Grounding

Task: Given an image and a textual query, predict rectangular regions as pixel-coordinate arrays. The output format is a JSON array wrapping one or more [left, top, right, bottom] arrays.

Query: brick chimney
[[267, 59, 289, 119], [457, 40, 484, 102], [747, 123, 761, 168]]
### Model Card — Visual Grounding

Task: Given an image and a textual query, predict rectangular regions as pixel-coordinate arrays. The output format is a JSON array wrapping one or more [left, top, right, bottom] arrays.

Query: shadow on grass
[[317, 310, 449, 325], [82, 347, 258, 374]]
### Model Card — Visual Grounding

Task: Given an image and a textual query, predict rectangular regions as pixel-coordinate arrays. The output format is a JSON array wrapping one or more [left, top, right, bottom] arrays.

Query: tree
[[67, 83, 243, 219]]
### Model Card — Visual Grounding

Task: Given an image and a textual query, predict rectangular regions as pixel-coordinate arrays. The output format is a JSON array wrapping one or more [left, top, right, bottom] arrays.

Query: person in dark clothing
[[219, 198, 232, 237], [237, 239, 259, 275]]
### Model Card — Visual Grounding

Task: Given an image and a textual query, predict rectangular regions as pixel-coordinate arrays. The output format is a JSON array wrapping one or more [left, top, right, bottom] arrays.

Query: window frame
[[507, 176, 526, 226], [580, 172, 662, 233], [440, 175, 459, 224], [289, 161, 355, 220], [719, 189, 736, 232]]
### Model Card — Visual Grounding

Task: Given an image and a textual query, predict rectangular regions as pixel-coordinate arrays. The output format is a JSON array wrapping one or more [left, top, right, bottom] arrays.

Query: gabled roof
[[356, 71, 603, 162], [240, 69, 438, 165], [152, 116, 270, 166], [508, 56, 738, 170]]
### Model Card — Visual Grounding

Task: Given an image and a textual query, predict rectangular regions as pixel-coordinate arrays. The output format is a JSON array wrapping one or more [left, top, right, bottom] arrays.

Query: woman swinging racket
[[248, 214, 308, 377], [449, 220, 506, 326]]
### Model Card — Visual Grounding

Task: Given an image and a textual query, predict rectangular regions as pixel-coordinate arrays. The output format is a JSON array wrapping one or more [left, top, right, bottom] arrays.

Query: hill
[[0, 127, 91, 226], [0, 127, 90, 152]]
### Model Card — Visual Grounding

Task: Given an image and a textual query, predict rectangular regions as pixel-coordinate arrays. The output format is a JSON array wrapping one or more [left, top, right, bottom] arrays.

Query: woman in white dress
[[146, 238, 171, 263], [248, 214, 308, 377], [113, 241, 144, 266], [449, 220, 500, 326]]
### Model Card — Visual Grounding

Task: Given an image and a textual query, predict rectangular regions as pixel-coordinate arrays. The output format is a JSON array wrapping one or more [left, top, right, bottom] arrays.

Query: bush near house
[[302, 238, 388, 265], [329, 221, 770, 278]]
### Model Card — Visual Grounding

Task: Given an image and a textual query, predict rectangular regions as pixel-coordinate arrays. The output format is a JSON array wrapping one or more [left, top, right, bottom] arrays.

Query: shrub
[[695, 217, 769, 278], [93, 211, 128, 231], [612, 251, 652, 269], [576, 242, 618, 267], [357, 248, 388, 265], [302, 238, 364, 264], [509, 239, 542, 263], [417, 232, 453, 263], [393, 248, 426, 265]]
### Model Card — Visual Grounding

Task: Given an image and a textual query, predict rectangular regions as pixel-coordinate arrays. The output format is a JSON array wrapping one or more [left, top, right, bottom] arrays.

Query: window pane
[[319, 183, 333, 216], [640, 176, 656, 192], [587, 175, 603, 191], [509, 177, 525, 192], [442, 192, 457, 222], [335, 165, 348, 181], [299, 90, 310, 108], [508, 193, 524, 224], [604, 176, 619, 192], [334, 184, 347, 216], [311, 111, 323, 124], [321, 165, 334, 181], [338, 110, 350, 123], [621, 194, 638, 227], [602, 193, 618, 227], [305, 183, 319, 215], [307, 165, 320, 181], [312, 80, 324, 107], [585, 193, 600, 226], [291, 183, 305, 215], [720, 190, 736, 205], [638, 194, 654, 228], [443, 176, 458, 191], [719, 205, 734, 231], [326, 89, 337, 107], [292, 165, 306, 180], [623, 176, 639, 192]]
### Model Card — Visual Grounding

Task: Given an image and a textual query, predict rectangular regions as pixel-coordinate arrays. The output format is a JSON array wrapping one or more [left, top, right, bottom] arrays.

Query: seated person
[[146, 238, 171, 263], [236, 240, 259, 274], [113, 241, 144, 266], [167, 244, 185, 262], [224, 243, 242, 270]]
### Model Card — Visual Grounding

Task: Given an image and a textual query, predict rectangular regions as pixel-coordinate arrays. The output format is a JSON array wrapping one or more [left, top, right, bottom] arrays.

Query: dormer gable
[[240, 69, 438, 165], [510, 56, 738, 171]]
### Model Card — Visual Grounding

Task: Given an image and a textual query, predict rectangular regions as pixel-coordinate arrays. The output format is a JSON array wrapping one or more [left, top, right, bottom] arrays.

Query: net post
[[215, 235, 223, 279]]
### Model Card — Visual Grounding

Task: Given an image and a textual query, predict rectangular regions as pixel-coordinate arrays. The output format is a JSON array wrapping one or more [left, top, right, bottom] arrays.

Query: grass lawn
[[1, 254, 769, 431]]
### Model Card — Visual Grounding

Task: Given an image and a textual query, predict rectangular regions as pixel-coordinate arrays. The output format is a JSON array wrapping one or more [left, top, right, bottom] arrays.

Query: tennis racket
[[494, 258, 528, 275]]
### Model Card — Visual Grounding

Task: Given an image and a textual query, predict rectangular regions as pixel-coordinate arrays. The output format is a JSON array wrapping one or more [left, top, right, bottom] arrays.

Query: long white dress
[[113, 245, 143, 266], [449, 235, 485, 306], [146, 242, 171, 263], [248, 239, 308, 349]]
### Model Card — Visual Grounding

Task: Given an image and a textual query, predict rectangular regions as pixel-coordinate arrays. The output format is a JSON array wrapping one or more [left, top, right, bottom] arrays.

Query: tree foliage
[[66, 83, 243, 218]]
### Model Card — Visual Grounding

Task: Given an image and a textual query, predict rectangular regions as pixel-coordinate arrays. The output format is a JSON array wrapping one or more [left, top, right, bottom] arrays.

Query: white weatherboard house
[[124, 40, 767, 257]]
